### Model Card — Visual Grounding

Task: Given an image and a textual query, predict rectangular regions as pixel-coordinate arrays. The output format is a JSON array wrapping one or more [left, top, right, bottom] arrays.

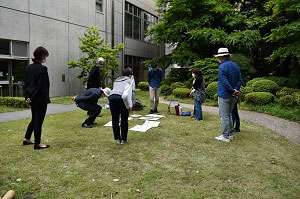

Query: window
[[96, 0, 103, 12], [0, 39, 10, 55], [125, 55, 146, 83], [143, 13, 158, 42], [0, 39, 28, 57]]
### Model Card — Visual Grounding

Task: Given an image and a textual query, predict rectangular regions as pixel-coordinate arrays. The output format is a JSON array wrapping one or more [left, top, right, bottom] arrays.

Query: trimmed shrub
[[287, 77, 300, 88], [295, 92, 300, 106], [138, 82, 149, 91], [245, 92, 274, 105], [277, 95, 296, 107], [172, 88, 190, 98], [240, 86, 253, 101], [184, 78, 194, 89], [206, 82, 218, 99], [161, 78, 172, 86], [0, 97, 30, 108], [170, 82, 186, 92], [213, 94, 218, 101], [246, 77, 265, 87], [252, 80, 279, 93], [161, 84, 172, 96], [276, 87, 295, 98], [263, 76, 289, 87]]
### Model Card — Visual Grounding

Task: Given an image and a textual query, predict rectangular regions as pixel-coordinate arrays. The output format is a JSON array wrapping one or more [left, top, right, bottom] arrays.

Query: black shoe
[[34, 145, 50, 150], [149, 109, 154, 114], [82, 123, 92, 128], [23, 141, 34, 145], [153, 108, 158, 113], [234, 129, 240, 132]]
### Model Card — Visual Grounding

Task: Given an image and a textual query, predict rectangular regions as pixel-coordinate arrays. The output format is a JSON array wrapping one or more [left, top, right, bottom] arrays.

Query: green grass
[[0, 105, 28, 113], [50, 96, 74, 105], [0, 90, 300, 198]]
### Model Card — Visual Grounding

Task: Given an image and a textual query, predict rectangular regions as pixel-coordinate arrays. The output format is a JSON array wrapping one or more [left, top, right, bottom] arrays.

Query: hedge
[[252, 80, 279, 93], [240, 86, 253, 101], [246, 78, 265, 87], [295, 92, 300, 106], [277, 95, 296, 107], [0, 97, 30, 108], [172, 88, 190, 98], [206, 82, 218, 99], [137, 82, 149, 91], [276, 87, 295, 98], [170, 82, 186, 92], [161, 84, 172, 96], [245, 92, 274, 105]]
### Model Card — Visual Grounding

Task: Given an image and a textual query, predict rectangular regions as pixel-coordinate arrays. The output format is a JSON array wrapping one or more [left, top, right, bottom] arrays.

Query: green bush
[[240, 86, 253, 101], [231, 54, 256, 85], [193, 58, 219, 86], [276, 87, 295, 98], [137, 82, 149, 91], [277, 95, 296, 107], [161, 78, 173, 86], [245, 92, 274, 105], [213, 94, 218, 101], [246, 77, 265, 87], [287, 77, 300, 88], [167, 68, 190, 83], [263, 76, 289, 87], [206, 82, 218, 99], [170, 82, 186, 92], [161, 84, 172, 96], [172, 88, 190, 98], [0, 97, 30, 108], [252, 80, 279, 93], [295, 92, 300, 106], [184, 78, 194, 89]]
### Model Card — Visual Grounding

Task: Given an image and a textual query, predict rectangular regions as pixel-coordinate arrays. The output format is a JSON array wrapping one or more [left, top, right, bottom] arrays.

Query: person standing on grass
[[108, 68, 134, 145], [214, 48, 242, 142], [72, 87, 111, 128], [148, 62, 162, 114], [87, 57, 105, 89], [23, 46, 50, 150], [190, 68, 206, 121]]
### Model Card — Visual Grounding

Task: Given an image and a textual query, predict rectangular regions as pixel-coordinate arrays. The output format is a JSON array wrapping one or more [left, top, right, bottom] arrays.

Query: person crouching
[[72, 87, 111, 128]]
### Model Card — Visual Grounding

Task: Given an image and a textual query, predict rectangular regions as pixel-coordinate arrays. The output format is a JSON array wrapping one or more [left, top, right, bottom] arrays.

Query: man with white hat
[[87, 57, 105, 89], [214, 48, 242, 142], [72, 87, 111, 128]]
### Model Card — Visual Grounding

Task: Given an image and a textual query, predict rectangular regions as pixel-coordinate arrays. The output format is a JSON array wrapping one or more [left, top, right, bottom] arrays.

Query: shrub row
[[245, 92, 274, 105], [172, 88, 190, 98], [137, 82, 149, 91], [0, 97, 30, 108]]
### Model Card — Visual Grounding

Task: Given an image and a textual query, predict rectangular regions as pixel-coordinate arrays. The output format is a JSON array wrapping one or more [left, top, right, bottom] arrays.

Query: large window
[[125, 2, 158, 42], [96, 0, 103, 12], [125, 55, 147, 83], [0, 39, 28, 57]]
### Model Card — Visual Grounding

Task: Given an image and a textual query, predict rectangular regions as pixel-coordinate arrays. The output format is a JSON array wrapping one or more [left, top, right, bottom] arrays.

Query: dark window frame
[[96, 0, 103, 13]]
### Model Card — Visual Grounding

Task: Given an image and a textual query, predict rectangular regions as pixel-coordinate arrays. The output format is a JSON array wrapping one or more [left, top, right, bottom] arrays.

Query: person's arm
[[30, 67, 49, 102], [75, 90, 92, 102], [235, 71, 242, 91], [147, 69, 152, 84], [87, 66, 96, 85], [218, 67, 234, 95]]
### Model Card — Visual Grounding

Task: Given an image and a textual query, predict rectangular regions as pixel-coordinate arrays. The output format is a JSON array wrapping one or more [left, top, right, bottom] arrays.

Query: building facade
[[0, 0, 163, 97]]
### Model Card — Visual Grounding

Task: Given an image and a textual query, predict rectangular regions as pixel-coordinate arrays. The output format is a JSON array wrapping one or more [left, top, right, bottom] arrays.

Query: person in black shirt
[[24, 46, 51, 150], [87, 57, 105, 89]]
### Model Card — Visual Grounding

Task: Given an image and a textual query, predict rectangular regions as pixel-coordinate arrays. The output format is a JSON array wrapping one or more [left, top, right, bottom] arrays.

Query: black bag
[[132, 98, 143, 111]]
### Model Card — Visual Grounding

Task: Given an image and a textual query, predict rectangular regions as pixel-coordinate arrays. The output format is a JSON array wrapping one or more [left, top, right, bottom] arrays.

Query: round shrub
[[213, 94, 218, 101], [172, 88, 190, 98], [170, 82, 186, 92], [246, 77, 265, 87], [240, 86, 253, 101], [0, 97, 30, 108], [277, 95, 296, 107], [252, 80, 279, 93], [161, 84, 172, 96], [276, 87, 295, 98], [295, 92, 300, 106], [206, 82, 218, 99], [245, 92, 274, 105], [138, 82, 149, 91]]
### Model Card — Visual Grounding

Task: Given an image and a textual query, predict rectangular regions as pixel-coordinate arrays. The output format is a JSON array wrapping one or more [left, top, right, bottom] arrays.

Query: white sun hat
[[214, 48, 230, 57], [96, 57, 105, 64], [101, 87, 111, 97]]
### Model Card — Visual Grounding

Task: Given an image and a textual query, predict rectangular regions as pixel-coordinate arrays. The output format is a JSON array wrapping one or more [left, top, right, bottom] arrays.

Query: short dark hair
[[151, 62, 158, 68], [122, 67, 133, 77], [192, 68, 202, 77], [32, 46, 49, 63]]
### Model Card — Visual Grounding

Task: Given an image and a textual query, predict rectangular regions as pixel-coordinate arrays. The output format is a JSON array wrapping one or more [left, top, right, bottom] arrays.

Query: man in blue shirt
[[214, 48, 242, 142], [148, 62, 163, 114]]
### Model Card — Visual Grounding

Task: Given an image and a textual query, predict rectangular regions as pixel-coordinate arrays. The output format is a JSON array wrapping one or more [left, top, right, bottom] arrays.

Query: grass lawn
[[0, 90, 299, 198]]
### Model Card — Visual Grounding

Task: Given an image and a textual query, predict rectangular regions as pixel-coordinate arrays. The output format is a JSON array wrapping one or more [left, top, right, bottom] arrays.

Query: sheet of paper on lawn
[[144, 120, 160, 127], [145, 114, 165, 118], [138, 117, 160, 121], [129, 121, 160, 132], [128, 117, 133, 121], [104, 121, 113, 127], [130, 114, 142, 118]]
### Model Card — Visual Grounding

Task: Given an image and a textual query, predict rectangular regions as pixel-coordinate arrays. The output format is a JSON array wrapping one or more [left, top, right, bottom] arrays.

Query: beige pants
[[149, 87, 160, 110]]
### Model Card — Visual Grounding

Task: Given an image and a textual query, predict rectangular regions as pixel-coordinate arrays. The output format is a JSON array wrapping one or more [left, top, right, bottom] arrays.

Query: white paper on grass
[[130, 114, 142, 118], [145, 114, 165, 118], [128, 117, 133, 121], [104, 121, 113, 127], [138, 117, 160, 121], [144, 120, 160, 127], [129, 121, 160, 132]]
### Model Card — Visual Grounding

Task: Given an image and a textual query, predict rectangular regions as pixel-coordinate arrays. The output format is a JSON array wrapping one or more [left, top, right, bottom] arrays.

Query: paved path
[[160, 98, 300, 146], [0, 104, 79, 123]]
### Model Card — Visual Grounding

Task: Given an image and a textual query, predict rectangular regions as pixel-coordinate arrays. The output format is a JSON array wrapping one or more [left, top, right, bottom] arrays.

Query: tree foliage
[[68, 25, 124, 83]]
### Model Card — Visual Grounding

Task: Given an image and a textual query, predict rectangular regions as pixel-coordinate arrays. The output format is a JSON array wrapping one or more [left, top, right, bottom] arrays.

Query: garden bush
[[161, 78, 173, 86], [263, 76, 289, 87], [170, 82, 186, 92], [287, 77, 300, 88], [277, 95, 296, 107], [184, 78, 194, 89], [276, 87, 295, 98], [206, 82, 218, 99], [295, 92, 300, 106], [240, 86, 253, 101], [252, 80, 279, 93], [0, 97, 30, 108], [138, 82, 149, 91], [231, 54, 256, 84], [246, 77, 265, 87], [193, 58, 218, 86], [245, 92, 274, 105], [172, 88, 190, 98], [161, 84, 172, 96], [213, 94, 218, 101]]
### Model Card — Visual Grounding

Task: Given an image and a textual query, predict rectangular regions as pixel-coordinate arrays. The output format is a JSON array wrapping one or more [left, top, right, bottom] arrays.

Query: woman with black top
[[190, 68, 206, 121], [23, 46, 51, 150]]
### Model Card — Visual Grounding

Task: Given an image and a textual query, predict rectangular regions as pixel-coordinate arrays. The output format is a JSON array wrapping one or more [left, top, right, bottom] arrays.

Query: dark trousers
[[109, 99, 129, 141], [78, 102, 101, 125], [232, 102, 240, 131], [24, 102, 48, 145]]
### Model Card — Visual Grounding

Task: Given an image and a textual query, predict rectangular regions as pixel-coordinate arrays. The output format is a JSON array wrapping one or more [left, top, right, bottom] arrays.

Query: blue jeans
[[218, 96, 238, 138], [194, 99, 203, 120], [232, 102, 240, 131]]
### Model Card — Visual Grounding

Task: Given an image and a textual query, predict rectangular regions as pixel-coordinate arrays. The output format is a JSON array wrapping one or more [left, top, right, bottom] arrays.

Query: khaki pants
[[149, 87, 160, 110]]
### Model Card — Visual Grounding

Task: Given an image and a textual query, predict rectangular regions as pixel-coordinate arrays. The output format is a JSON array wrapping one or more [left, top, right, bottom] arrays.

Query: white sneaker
[[215, 135, 230, 142], [229, 135, 233, 141]]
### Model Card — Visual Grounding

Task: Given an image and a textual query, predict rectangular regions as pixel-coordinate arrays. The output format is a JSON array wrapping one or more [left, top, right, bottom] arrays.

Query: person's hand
[[232, 89, 240, 96], [72, 96, 77, 101], [26, 98, 31, 104], [189, 91, 193, 97]]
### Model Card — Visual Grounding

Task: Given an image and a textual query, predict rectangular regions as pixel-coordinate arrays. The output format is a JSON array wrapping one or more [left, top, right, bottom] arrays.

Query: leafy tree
[[68, 25, 124, 84]]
